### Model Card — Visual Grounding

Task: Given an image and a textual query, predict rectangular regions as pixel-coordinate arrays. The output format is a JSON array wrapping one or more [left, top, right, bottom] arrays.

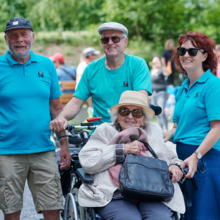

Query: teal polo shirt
[[0, 51, 61, 155], [74, 54, 152, 124], [173, 69, 220, 151]]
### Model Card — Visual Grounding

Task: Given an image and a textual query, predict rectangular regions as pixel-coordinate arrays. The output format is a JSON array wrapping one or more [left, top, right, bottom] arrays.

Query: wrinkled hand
[[60, 146, 71, 170], [181, 154, 198, 178], [50, 116, 68, 132], [169, 165, 183, 183], [124, 140, 144, 155], [163, 130, 173, 142]]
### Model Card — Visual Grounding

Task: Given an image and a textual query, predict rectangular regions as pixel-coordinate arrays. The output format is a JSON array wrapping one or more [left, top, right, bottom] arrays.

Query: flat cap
[[98, 22, 128, 36], [4, 17, 33, 33]]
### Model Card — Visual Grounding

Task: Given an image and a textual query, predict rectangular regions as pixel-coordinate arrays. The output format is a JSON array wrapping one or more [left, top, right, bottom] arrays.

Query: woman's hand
[[169, 165, 183, 183], [181, 154, 198, 178], [163, 130, 173, 142], [124, 141, 144, 155]]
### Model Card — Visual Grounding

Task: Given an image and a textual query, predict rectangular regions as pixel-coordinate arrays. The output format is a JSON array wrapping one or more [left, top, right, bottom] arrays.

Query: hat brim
[[4, 26, 33, 33], [92, 51, 100, 55], [110, 103, 155, 119]]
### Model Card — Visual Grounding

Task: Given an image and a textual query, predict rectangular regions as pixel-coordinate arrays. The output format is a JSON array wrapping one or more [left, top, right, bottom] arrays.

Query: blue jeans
[[95, 199, 174, 220], [177, 142, 220, 220]]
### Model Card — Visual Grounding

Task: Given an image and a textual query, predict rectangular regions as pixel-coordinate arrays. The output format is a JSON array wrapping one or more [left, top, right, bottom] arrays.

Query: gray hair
[[111, 108, 151, 129]]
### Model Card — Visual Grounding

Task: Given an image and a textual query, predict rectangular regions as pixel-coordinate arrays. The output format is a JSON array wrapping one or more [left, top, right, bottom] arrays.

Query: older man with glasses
[[50, 22, 153, 131]]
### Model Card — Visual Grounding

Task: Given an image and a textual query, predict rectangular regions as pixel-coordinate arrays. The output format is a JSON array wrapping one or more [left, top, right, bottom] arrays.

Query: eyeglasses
[[100, 36, 125, 44], [177, 47, 205, 57], [118, 107, 144, 118]]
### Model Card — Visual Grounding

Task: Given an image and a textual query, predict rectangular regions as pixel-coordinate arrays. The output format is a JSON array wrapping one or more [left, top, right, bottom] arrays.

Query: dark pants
[[95, 199, 174, 220], [177, 142, 220, 220]]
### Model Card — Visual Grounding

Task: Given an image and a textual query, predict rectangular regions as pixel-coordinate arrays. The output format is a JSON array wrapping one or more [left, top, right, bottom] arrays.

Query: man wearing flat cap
[[0, 17, 71, 220], [50, 22, 152, 131]]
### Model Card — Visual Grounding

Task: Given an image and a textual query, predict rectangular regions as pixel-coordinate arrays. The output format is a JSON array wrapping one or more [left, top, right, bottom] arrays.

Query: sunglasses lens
[[112, 36, 120, 43], [118, 107, 130, 116], [118, 107, 143, 118], [101, 37, 109, 44], [188, 49, 198, 56], [132, 109, 144, 118], [177, 48, 186, 56]]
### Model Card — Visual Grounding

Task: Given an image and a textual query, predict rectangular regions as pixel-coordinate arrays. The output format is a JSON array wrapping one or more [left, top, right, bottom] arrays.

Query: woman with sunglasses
[[164, 31, 220, 220], [78, 90, 185, 220]]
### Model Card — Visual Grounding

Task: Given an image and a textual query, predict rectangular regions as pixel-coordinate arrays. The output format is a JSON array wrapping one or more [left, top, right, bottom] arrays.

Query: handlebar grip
[[81, 122, 94, 126], [182, 166, 189, 175], [68, 136, 82, 145], [87, 117, 102, 122]]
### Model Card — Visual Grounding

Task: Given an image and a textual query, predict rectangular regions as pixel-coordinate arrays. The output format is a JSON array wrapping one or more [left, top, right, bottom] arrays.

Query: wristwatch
[[194, 151, 203, 160]]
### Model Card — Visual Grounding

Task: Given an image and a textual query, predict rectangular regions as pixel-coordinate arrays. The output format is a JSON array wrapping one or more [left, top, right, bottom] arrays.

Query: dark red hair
[[173, 31, 217, 74]]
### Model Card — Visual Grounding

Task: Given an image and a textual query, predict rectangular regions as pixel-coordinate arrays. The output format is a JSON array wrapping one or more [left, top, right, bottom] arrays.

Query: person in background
[[164, 31, 220, 220], [215, 44, 220, 78], [76, 47, 100, 114], [150, 55, 170, 131], [0, 17, 71, 220], [76, 47, 100, 89], [50, 22, 152, 132], [50, 52, 76, 93], [161, 39, 175, 86]]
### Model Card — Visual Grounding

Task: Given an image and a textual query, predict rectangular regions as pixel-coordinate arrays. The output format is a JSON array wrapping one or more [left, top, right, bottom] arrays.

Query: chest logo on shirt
[[194, 92, 199, 98], [123, 81, 129, 87], [38, 72, 44, 77]]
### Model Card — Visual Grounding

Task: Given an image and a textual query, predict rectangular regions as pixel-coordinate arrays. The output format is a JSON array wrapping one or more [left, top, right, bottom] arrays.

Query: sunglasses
[[177, 47, 205, 57], [118, 107, 144, 118], [100, 36, 125, 44]]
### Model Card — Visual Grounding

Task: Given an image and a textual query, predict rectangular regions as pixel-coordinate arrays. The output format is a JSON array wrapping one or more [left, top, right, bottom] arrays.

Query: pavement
[[0, 122, 176, 220]]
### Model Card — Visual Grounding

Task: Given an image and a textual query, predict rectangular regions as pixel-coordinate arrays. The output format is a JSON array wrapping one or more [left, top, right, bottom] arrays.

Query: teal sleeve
[[205, 82, 220, 121], [172, 87, 182, 123], [132, 58, 152, 95]]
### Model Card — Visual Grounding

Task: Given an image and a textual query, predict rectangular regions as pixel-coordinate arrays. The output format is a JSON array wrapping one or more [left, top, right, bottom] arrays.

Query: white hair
[[111, 107, 151, 129]]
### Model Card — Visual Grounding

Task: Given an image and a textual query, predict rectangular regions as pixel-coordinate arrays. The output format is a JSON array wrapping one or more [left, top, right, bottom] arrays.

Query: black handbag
[[119, 140, 174, 202]]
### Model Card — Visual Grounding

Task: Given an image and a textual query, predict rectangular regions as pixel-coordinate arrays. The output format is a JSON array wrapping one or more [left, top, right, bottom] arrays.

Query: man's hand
[[60, 145, 71, 170], [50, 116, 68, 132]]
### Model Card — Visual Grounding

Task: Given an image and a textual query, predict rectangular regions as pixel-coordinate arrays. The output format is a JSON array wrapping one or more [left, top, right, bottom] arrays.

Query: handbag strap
[[139, 140, 158, 159]]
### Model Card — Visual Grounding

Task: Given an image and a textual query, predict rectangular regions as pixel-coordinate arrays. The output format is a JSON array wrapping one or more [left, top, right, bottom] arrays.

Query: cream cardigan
[[78, 122, 185, 214]]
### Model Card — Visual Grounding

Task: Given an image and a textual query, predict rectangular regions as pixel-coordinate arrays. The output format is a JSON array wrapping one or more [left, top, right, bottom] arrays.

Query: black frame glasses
[[118, 107, 144, 118], [100, 36, 125, 44], [177, 47, 205, 57]]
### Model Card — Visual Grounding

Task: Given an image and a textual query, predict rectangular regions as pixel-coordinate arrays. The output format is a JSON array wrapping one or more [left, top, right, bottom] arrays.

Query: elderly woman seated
[[78, 91, 185, 220]]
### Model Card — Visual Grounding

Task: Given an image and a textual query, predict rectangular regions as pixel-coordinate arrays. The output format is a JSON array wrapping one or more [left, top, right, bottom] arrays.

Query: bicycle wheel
[[63, 192, 78, 220], [71, 188, 86, 220]]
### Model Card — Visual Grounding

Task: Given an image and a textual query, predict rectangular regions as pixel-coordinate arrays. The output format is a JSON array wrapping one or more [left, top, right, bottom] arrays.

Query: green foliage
[[1, 0, 220, 65]]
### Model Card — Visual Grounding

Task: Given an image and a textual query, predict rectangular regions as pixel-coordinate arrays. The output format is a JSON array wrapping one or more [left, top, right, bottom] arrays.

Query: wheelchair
[[56, 116, 190, 220]]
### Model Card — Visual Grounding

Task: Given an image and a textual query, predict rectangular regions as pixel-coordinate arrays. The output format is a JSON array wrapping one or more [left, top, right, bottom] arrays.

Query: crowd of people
[[1, 16, 220, 220]]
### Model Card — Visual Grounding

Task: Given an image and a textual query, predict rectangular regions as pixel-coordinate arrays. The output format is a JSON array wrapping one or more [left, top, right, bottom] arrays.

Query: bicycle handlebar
[[57, 117, 101, 146]]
